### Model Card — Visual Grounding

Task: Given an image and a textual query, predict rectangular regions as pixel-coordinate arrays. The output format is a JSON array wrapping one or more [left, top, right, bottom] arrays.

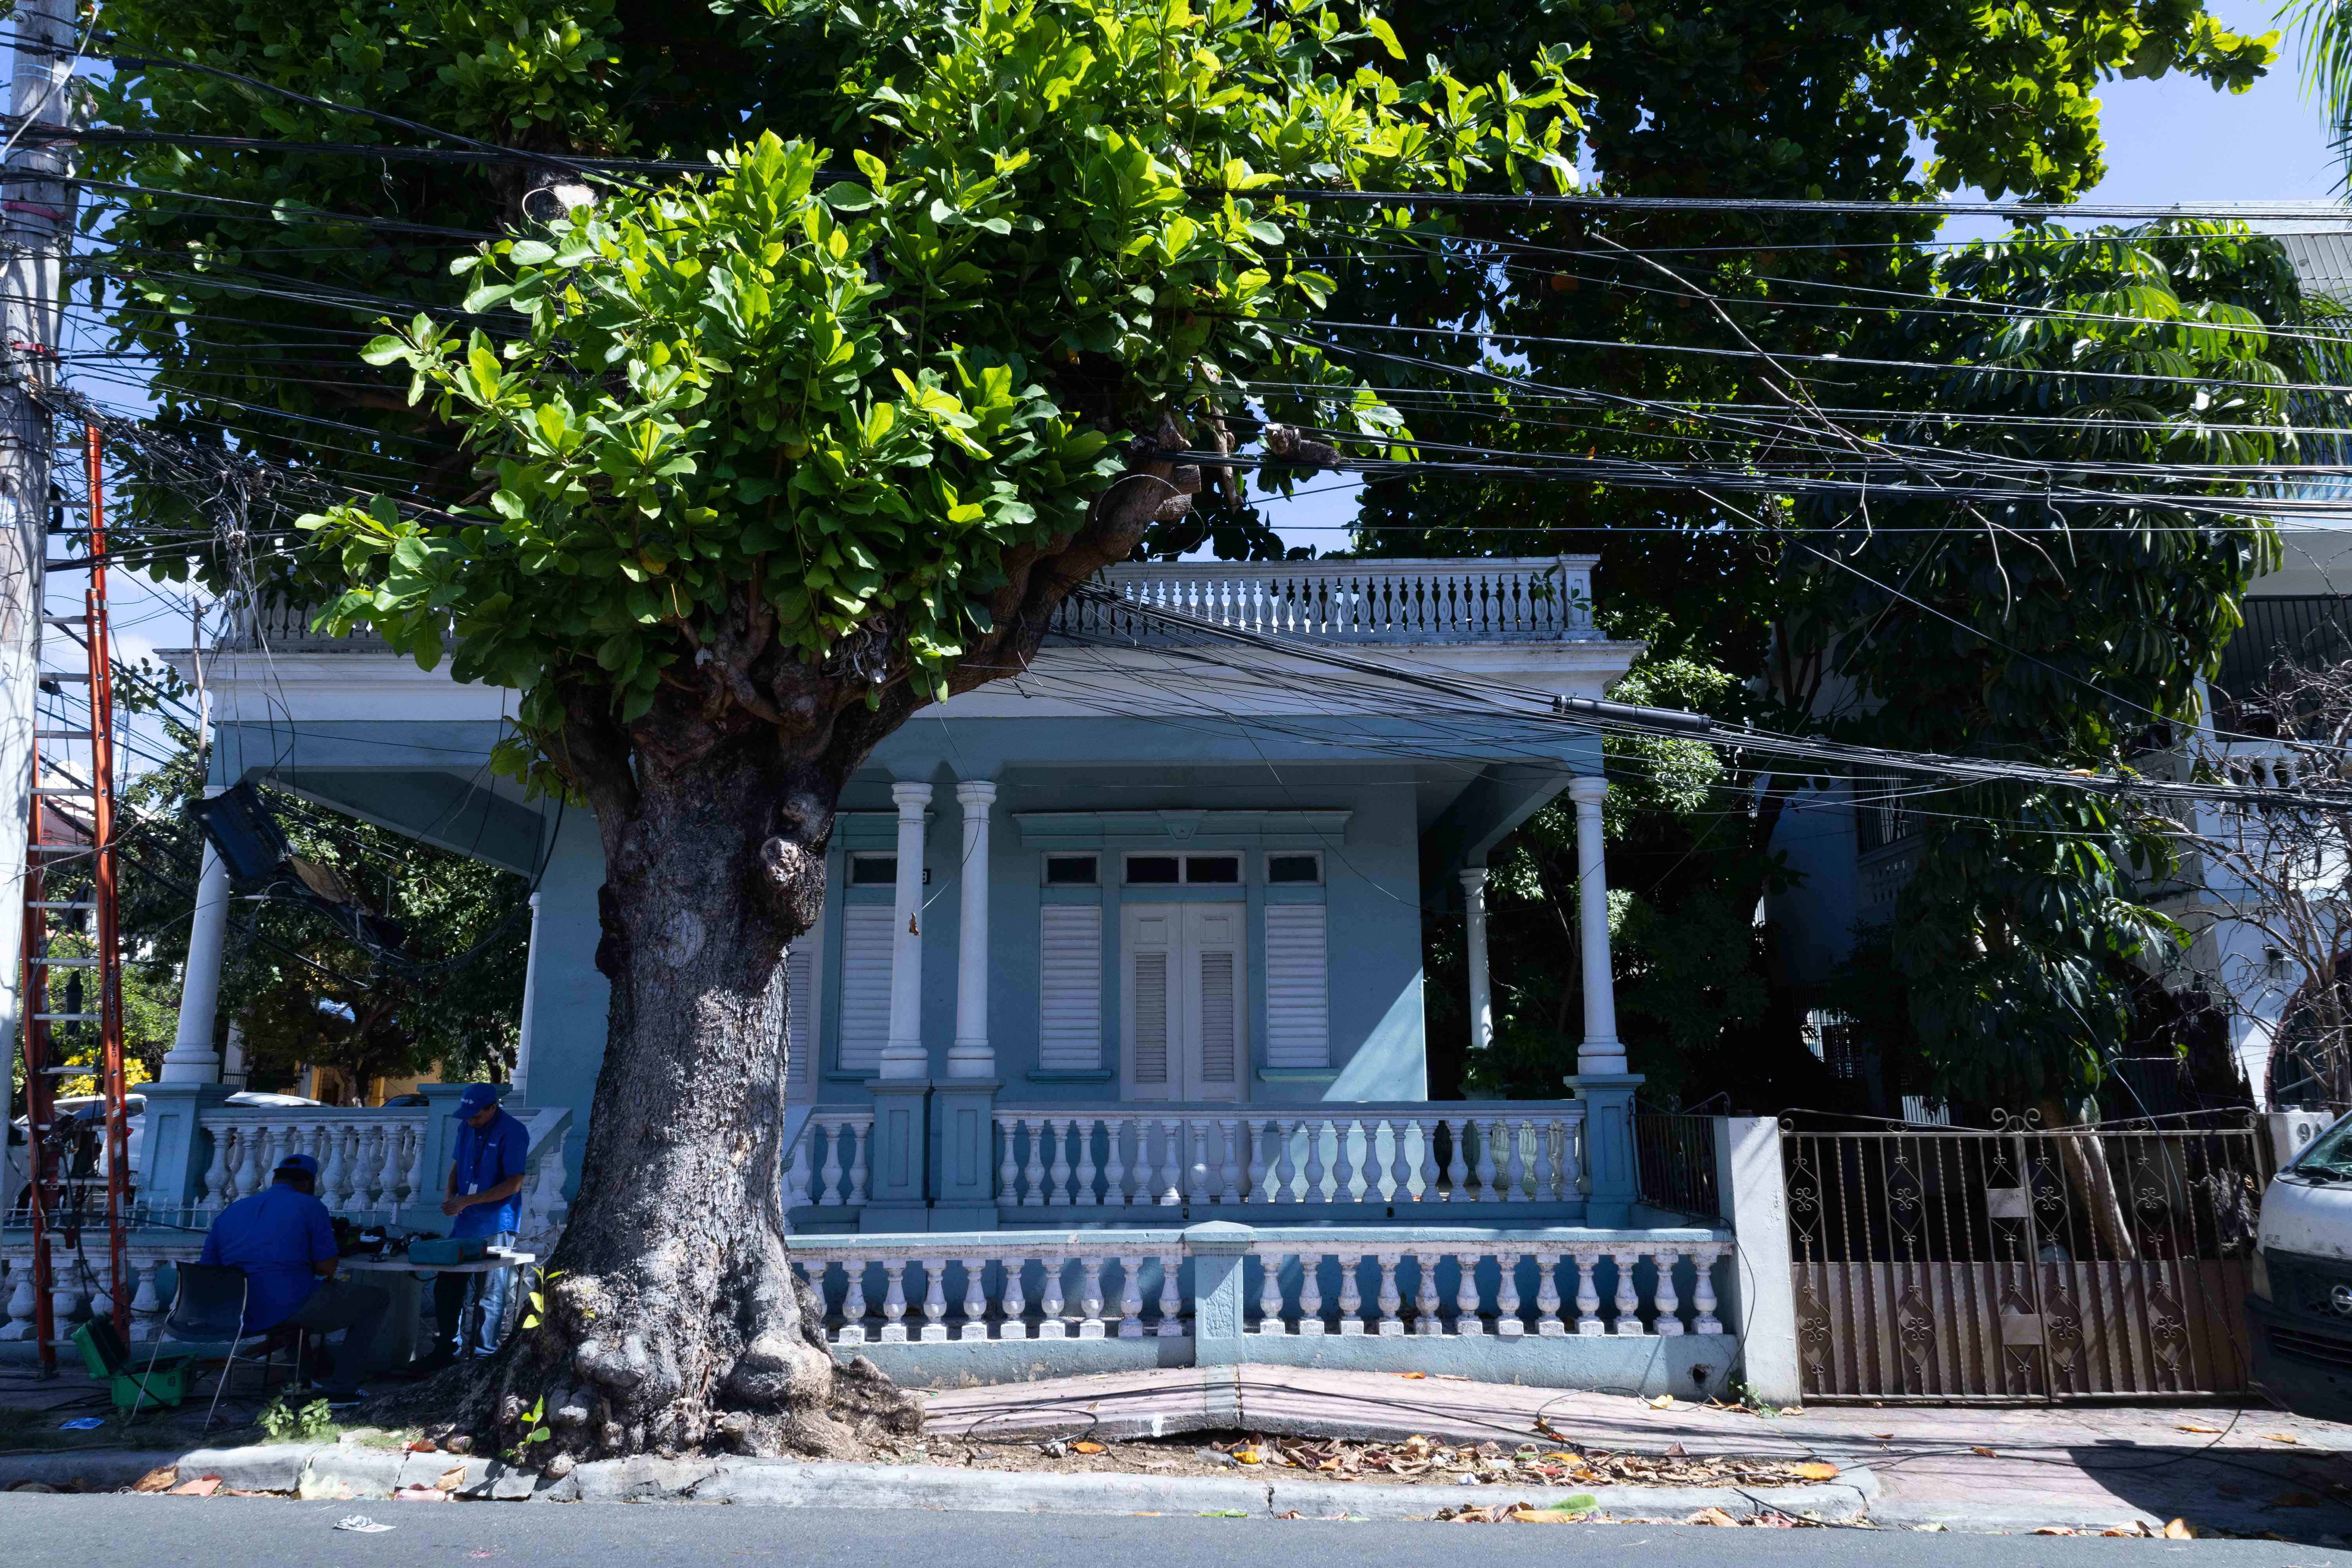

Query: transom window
[[1044, 854, 1100, 886], [1124, 853, 1242, 886], [1265, 852, 1323, 886], [848, 853, 928, 886]]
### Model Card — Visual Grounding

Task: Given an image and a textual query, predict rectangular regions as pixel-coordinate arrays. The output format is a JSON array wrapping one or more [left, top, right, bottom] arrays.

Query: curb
[[547, 1454, 1879, 1521], [2, 1443, 1875, 1523]]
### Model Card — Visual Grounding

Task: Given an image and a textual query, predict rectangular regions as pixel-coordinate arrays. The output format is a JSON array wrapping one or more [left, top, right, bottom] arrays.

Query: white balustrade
[[1236, 1240, 1734, 1338], [195, 1110, 426, 1223], [1053, 558, 1597, 644], [786, 1111, 875, 1210], [992, 1105, 1583, 1209], [791, 1240, 1191, 1343]]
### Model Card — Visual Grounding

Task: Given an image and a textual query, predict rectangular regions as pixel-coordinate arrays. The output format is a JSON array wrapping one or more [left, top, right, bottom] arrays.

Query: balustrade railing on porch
[[990, 1105, 1583, 1208], [226, 559, 1600, 657], [2, 1105, 572, 1346]]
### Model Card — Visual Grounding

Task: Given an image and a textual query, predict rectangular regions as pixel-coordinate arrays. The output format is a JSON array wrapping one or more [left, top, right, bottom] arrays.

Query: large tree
[[194, 0, 1576, 1461]]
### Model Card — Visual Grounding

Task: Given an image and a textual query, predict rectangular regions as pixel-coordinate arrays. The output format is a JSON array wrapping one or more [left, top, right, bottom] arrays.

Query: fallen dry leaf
[[405, 1439, 437, 1454], [168, 1476, 221, 1498], [131, 1466, 178, 1494], [1510, 1508, 1591, 1524], [436, 1466, 468, 1492], [1873, 1433, 1894, 1440], [1970, 1446, 1996, 1458], [1395, 1372, 1428, 1380], [1685, 1506, 1741, 1527], [1071, 1442, 1105, 1455], [2175, 1424, 2223, 1434], [2163, 1519, 2197, 1539], [1792, 1462, 1840, 1481], [1648, 1395, 1677, 1410], [2265, 1434, 2300, 1445]]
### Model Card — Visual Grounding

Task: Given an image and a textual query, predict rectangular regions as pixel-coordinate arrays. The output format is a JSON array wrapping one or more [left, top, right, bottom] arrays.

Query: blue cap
[[274, 1153, 319, 1179], [452, 1083, 503, 1119]]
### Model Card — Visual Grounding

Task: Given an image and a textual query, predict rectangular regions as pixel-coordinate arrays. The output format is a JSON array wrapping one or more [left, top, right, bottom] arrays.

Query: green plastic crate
[[71, 1319, 195, 1412]]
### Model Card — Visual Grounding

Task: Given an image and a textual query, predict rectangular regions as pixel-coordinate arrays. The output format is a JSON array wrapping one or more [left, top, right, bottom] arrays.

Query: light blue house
[[4, 557, 1793, 1398]]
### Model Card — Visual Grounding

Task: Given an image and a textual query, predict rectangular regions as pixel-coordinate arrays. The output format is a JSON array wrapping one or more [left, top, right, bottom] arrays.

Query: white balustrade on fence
[[1055, 558, 1595, 644], [784, 1231, 1727, 1345], [990, 1107, 1582, 1208], [1241, 1240, 1725, 1338], [791, 1236, 1190, 1343], [785, 1111, 875, 1209]]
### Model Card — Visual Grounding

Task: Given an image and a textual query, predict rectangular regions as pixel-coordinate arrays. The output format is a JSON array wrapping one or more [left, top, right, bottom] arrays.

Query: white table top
[[340, 1249, 537, 1274]]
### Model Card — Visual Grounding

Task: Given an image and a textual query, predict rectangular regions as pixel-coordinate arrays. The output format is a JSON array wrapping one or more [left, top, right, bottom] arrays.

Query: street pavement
[[0, 1494, 2343, 1566]]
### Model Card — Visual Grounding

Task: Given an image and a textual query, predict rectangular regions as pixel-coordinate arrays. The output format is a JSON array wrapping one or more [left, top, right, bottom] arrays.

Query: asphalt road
[[4, 1497, 2345, 1565]]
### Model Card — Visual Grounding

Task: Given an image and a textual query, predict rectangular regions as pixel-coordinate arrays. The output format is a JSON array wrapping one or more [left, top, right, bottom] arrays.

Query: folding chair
[[157, 1262, 307, 1429]]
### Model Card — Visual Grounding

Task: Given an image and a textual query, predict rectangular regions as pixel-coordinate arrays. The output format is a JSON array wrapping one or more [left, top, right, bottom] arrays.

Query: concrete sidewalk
[[922, 1365, 2352, 1536]]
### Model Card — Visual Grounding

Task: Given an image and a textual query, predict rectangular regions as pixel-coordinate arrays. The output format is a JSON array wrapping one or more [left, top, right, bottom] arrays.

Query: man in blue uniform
[[196, 1152, 388, 1402], [422, 1083, 528, 1369]]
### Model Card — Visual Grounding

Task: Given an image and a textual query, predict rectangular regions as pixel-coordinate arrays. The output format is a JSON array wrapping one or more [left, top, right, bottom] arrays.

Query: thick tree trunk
[[390, 432, 1181, 1461], [419, 737, 919, 1463]]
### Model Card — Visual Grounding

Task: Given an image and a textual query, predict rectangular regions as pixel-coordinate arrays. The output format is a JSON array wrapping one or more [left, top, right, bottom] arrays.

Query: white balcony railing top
[[220, 557, 1599, 655]]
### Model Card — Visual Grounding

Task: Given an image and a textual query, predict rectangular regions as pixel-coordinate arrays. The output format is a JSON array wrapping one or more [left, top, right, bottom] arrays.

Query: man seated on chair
[[197, 1152, 389, 1404], [419, 1083, 528, 1371]]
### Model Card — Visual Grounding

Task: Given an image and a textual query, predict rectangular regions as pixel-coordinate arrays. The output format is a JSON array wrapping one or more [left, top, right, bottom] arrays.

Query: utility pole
[[0, 0, 76, 1222]]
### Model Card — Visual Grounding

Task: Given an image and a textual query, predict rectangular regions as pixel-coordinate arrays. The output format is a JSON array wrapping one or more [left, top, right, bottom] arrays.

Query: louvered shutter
[[835, 903, 894, 1076], [785, 940, 817, 1092], [1123, 905, 1175, 1099], [1262, 904, 1329, 1069], [1187, 904, 1243, 1100], [1038, 904, 1103, 1073]]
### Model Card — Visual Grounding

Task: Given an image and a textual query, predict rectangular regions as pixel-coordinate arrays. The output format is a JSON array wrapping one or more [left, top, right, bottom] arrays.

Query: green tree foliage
[[1783, 223, 2342, 1103], [114, 723, 528, 1096], [301, 2, 1581, 773]]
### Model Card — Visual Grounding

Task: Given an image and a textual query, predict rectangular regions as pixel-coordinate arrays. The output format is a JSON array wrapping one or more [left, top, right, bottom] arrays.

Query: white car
[[2248, 1109, 2352, 1420]]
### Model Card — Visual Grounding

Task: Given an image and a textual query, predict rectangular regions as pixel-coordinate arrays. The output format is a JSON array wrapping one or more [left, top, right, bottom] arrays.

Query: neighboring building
[[1764, 231, 2352, 1112]]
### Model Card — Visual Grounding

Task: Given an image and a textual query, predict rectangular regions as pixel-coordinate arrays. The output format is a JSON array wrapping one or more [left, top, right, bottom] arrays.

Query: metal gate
[[1783, 1112, 2271, 1402]]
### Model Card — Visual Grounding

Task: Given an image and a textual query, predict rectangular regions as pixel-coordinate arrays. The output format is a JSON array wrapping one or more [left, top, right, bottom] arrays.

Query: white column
[[1569, 776, 1624, 1074], [511, 891, 544, 1103], [947, 779, 996, 1079], [1459, 866, 1492, 1054], [160, 793, 232, 1083], [880, 781, 931, 1080]]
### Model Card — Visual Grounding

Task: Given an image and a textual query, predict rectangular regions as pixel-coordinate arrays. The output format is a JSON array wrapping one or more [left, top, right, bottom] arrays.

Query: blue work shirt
[[197, 1182, 334, 1332], [450, 1109, 528, 1238]]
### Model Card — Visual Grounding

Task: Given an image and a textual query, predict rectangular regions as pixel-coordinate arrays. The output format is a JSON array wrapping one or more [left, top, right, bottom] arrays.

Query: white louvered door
[[835, 903, 895, 1076], [1122, 904, 1176, 1100], [1122, 902, 1246, 1102]]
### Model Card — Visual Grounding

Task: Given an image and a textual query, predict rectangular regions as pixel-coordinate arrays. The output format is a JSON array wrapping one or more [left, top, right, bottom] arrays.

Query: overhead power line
[[1244, 186, 2352, 225]]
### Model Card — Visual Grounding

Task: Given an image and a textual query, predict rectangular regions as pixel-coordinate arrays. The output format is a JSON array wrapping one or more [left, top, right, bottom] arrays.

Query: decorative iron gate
[[1783, 1113, 2270, 1401]]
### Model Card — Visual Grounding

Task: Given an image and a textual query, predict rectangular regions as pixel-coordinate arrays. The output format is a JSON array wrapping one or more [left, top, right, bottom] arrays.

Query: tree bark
[[400, 448, 1180, 1462]]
